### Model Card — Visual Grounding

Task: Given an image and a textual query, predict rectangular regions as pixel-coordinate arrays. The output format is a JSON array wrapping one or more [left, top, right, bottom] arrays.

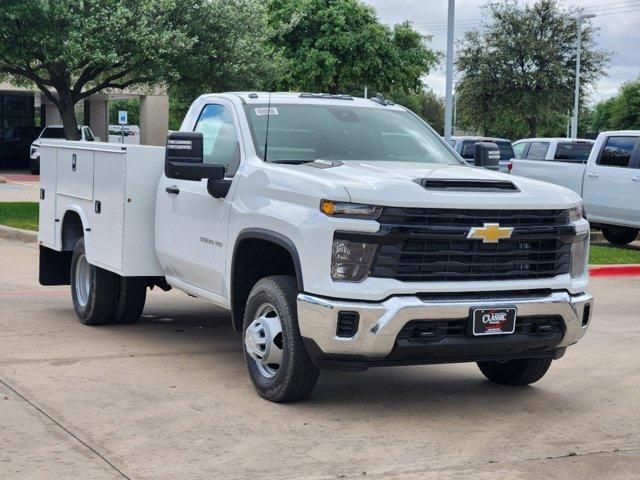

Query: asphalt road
[[1, 237, 639, 480]]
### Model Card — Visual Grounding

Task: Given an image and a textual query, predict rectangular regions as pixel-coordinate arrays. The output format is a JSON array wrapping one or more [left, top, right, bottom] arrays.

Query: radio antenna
[[264, 91, 272, 162]]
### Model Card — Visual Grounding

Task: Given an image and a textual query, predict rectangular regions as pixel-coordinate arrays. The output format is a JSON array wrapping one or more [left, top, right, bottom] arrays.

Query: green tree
[[391, 89, 445, 134], [589, 78, 640, 132], [0, 0, 275, 140], [267, 0, 439, 96], [456, 0, 609, 138]]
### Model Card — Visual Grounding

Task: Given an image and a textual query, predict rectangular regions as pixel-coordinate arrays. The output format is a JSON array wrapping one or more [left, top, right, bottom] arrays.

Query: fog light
[[331, 239, 377, 282]]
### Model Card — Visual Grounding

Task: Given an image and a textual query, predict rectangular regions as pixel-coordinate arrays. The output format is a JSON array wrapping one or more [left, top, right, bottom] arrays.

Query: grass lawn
[[590, 244, 640, 265], [0, 202, 39, 231]]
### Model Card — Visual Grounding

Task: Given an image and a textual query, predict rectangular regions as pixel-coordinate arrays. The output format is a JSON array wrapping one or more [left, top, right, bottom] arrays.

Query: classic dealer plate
[[471, 307, 517, 336]]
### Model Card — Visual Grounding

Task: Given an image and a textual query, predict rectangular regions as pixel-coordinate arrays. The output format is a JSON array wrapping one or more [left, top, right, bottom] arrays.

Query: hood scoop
[[419, 179, 519, 192]]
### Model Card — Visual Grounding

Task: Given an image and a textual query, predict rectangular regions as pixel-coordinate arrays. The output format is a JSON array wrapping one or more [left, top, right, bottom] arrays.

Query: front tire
[[242, 275, 319, 402], [477, 358, 552, 386], [70, 237, 119, 325], [601, 226, 639, 246]]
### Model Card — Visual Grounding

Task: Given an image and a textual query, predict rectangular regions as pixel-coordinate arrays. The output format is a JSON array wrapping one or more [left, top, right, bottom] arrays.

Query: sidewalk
[[0, 171, 40, 203]]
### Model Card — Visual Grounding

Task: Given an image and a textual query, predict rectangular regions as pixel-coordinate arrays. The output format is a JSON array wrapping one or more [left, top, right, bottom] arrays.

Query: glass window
[[83, 127, 95, 142], [526, 142, 550, 160], [460, 141, 476, 159], [512, 142, 528, 159], [495, 141, 515, 160], [554, 142, 593, 163], [244, 104, 462, 165], [598, 136, 638, 168], [40, 127, 66, 139], [194, 104, 240, 169]]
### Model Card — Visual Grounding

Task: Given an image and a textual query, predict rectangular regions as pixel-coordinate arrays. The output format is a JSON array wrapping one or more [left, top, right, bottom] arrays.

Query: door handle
[[165, 186, 180, 195], [587, 172, 599, 178], [632, 176, 640, 183]]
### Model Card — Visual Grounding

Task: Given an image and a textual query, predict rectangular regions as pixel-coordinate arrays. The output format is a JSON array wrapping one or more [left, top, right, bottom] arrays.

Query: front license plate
[[472, 307, 517, 336]]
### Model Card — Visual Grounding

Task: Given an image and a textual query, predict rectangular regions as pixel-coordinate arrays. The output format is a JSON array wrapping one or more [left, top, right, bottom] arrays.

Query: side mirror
[[474, 142, 500, 171], [165, 131, 225, 181]]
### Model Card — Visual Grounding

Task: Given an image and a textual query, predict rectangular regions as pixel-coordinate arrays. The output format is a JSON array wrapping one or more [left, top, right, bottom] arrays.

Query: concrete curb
[[590, 231, 604, 242], [0, 224, 38, 243], [589, 264, 640, 278]]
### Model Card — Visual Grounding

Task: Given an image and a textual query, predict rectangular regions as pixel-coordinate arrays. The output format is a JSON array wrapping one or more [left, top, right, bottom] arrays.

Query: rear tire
[[601, 226, 639, 246], [477, 358, 552, 386], [70, 237, 118, 325], [242, 275, 319, 402], [112, 277, 147, 324]]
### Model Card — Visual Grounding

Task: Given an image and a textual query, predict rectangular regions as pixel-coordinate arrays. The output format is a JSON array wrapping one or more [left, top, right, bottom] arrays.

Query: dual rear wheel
[[70, 237, 147, 325]]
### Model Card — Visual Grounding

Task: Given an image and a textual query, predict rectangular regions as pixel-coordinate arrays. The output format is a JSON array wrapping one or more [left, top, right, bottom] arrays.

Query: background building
[[0, 81, 168, 169]]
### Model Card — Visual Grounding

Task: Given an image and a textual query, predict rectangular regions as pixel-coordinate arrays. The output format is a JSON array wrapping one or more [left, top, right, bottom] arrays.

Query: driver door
[[156, 101, 242, 297]]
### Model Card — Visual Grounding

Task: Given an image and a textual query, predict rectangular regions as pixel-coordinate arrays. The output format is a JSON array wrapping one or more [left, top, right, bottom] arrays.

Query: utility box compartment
[[38, 141, 165, 277]]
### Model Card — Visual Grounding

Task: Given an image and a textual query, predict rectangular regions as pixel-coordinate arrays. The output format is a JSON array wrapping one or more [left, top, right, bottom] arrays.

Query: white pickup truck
[[38, 92, 593, 402], [510, 131, 640, 245]]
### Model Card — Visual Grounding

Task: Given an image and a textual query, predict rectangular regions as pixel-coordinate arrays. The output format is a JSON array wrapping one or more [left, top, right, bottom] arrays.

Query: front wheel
[[601, 226, 639, 246], [242, 275, 319, 402], [477, 358, 552, 386]]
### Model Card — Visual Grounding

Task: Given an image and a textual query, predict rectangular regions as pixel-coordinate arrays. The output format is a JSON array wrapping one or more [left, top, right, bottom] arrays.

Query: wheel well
[[231, 237, 300, 332], [61, 211, 84, 251]]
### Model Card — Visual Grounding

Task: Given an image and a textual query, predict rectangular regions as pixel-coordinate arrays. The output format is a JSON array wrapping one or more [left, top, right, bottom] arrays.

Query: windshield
[[244, 104, 462, 165], [40, 128, 66, 139]]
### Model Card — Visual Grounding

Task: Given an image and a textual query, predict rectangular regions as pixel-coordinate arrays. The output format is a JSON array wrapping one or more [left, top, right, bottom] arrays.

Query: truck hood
[[287, 161, 582, 210]]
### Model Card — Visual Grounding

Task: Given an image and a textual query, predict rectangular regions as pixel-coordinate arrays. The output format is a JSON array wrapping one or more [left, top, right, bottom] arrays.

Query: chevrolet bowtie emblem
[[467, 223, 514, 243]]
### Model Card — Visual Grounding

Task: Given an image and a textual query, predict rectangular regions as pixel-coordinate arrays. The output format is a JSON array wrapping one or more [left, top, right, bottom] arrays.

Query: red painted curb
[[589, 265, 640, 278]]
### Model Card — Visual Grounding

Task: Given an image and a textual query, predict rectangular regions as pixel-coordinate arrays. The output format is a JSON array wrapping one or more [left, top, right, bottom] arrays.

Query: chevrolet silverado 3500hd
[[38, 92, 593, 402]]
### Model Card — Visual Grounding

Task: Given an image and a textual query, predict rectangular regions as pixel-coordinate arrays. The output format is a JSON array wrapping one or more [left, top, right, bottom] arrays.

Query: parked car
[[37, 92, 592, 402], [0, 125, 42, 169], [510, 131, 639, 245], [511, 138, 594, 168], [450, 136, 515, 172], [30, 125, 97, 174]]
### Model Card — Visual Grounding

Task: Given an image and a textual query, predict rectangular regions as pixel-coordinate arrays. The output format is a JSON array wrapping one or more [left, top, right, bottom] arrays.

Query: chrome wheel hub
[[245, 303, 284, 379], [75, 253, 91, 308]]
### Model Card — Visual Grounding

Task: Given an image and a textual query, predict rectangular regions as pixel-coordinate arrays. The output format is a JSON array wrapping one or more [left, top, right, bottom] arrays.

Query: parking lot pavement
[[0, 171, 39, 202], [1, 238, 639, 480]]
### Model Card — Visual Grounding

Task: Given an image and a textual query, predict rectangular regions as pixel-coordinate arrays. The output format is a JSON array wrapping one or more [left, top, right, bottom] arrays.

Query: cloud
[[363, 0, 640, 103]]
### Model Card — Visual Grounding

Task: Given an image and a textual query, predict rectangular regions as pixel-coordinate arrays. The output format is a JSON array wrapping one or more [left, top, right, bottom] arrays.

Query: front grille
[[378, 207, 568, 228], [397, 316, 564, 342], [364, 207, 572, 282]]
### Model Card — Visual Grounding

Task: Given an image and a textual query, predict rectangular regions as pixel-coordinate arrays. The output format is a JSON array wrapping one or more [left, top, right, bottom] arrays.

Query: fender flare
[[230, 228, 304, 332], [232, 228, 304, 290]]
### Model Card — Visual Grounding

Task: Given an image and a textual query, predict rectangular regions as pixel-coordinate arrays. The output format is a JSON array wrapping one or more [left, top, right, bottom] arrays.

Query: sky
[[363, 0, 640, 105]]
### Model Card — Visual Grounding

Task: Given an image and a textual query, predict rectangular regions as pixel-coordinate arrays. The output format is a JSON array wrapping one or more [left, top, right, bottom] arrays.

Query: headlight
[[331, 239, 377, 282], [570, 232, 589, 278], [321, 200, 382, 219], [568, 204, 584, 222]]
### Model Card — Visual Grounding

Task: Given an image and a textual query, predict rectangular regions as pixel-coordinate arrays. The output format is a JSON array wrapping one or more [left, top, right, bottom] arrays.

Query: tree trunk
[[57, 92, 81, 141], [526, 117, 538, 138]]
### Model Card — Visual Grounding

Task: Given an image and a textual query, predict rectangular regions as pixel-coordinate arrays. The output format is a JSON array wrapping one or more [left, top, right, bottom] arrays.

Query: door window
[[525, 142, 550, 160], [194, 104, 240, 173], [554, 142, 593, 163], [598, 136, 638, 168], [512, 142, 528, 159]]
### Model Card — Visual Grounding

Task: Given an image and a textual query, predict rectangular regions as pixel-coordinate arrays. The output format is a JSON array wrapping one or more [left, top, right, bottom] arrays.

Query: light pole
[[444, 0, 455, 142], [571, 13, 596, 139]]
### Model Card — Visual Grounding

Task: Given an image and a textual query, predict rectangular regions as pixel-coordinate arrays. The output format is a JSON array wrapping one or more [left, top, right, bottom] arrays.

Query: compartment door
[[38, 145, 57, 248], [89, 151, 126, 272], [57, 148, 94, 200]]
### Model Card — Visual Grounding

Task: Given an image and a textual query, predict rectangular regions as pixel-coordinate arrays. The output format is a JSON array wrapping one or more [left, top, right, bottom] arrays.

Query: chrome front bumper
[[297, 290, 593, 359]]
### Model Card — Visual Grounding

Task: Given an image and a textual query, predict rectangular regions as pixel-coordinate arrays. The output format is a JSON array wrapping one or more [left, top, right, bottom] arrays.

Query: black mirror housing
[[474, 142, 501, 171], [165, 131, 225, 181]]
